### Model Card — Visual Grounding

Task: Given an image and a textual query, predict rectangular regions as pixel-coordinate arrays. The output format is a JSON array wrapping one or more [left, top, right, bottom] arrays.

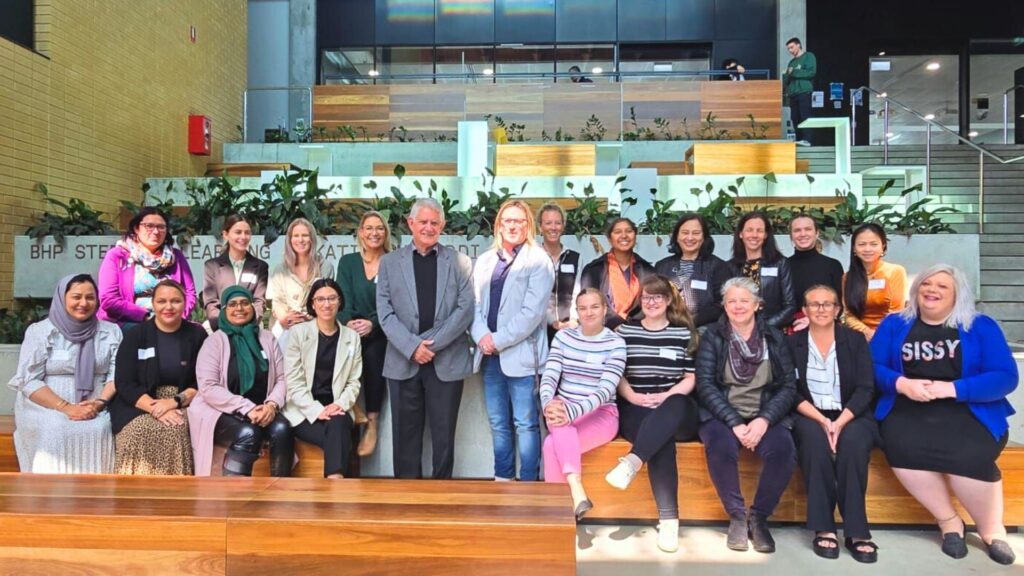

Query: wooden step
[[372, 162, 457, 176], [205, 163, 301, 177]]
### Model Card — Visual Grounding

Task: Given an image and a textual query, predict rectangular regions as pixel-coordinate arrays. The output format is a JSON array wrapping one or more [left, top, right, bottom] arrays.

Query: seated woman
[[190, 285, 294, 476], [654, 213, 731, 327], [727, 212, 797, 330], [111, 280, 207, 475], [871, 264, 1017, 565], [843, 223, 907, 341], [8, 274, 121, 473], [203, 214, 269, 331], [98, 207, 196, 329], [695, 277, 797, 554], [284, 279, 362, 479], [604, 275, 701, 553], [580, 217, 655, 329], [788, 285, 878, 562], [540, 288, 627, 520]]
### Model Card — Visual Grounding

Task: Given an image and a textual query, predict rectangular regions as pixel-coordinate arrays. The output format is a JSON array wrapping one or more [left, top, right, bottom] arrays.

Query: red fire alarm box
[[188, 114, 212, 155]]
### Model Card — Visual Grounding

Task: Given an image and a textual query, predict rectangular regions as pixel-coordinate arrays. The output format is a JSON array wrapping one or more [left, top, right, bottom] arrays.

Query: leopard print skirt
[[114, 386, 194, 475]]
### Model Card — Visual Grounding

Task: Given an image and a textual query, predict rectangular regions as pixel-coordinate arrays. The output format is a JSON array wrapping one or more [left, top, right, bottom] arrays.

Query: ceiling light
[[968, 131, 979, 137], [924, 114, 935, 120], [591, 67, 603, 74], [878, 51, 886, 56], [885, 132, 895, 138], [926, 62, 941, 71], [482, 68, 494, 75], [367, 69, 380, 77]]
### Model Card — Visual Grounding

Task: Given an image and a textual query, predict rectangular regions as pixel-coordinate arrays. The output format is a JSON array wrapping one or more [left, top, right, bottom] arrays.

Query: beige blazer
[[282, 319, 362, 426]]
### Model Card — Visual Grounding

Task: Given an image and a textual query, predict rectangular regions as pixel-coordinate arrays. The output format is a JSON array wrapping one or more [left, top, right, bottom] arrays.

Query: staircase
[[799, 144, 1024, 341]]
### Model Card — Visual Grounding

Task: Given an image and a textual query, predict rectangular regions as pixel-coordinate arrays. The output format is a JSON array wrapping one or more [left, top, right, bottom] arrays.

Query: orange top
[[843, 260, 907, 335]]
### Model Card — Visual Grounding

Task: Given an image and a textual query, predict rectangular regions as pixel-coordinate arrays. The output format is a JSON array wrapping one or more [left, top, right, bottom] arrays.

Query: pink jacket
[[97, 245, 197, 325], [188, 329, 287, 476]]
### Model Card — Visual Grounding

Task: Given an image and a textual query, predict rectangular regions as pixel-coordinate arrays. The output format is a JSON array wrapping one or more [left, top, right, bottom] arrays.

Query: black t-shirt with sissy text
[[901, 319, 962, 382]]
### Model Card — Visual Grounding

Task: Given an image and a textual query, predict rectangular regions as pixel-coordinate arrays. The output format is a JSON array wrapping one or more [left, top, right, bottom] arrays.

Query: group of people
[[8, 199, 1017, 566]]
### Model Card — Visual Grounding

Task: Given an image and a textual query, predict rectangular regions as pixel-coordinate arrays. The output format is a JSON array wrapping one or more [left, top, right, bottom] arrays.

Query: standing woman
[[728, 212, 797, 329], [872, 264, 1017, 565], [695, 277, 797, 554], [336, 211, 391, 456], [98, 207, 197, 329], [604, 275, 702, 553], [789, 285, 878, 562], [111, 280, 207, 475], [203, 214, 269, 331], [284, 279, 362, 478], [9, 274, 121, 473], [580, 217, 655, 329], [268, 218, 323, 342], [540, 288, 627, 520], [190, 285, 294, 476], [844, 223, 906, 341], [538, 203, 581, 340], [654, 213, 731, 327], [788, 214, 844, 332]]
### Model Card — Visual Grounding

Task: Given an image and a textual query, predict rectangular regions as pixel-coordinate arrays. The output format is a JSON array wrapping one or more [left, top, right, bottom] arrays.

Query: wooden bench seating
[[372, 162, 457, 176], [0, 474, 575, 575], [204, 163, 301, 177]]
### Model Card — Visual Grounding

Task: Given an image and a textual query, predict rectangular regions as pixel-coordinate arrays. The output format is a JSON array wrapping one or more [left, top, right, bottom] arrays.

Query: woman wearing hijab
[[8, 274, 122, 473], [189, 285, 293, 476]]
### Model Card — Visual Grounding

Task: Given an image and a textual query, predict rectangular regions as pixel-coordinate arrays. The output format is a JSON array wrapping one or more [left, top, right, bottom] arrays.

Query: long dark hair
[[668, 213, 715, 259], [843, 223, 888, 318], [730, 212, 780, 264], [124, 207, 174, 248]]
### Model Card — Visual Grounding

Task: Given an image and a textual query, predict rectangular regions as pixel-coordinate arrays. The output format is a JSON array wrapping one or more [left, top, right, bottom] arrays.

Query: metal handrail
[[242, 86, 314, 144], [321, 69, 772, 83], [1002, 84, 1024, 144]]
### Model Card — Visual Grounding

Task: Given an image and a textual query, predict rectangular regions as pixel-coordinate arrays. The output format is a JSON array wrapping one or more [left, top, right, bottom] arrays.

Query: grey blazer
[[376, 242, 475, 382]]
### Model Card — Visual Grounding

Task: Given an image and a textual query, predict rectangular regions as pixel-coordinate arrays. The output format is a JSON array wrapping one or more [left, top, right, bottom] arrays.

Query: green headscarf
[[219, 285, 268, 396]]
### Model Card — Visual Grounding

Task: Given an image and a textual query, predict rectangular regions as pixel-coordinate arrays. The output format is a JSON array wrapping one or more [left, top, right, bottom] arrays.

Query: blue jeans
[[483, 357, 540, 481]]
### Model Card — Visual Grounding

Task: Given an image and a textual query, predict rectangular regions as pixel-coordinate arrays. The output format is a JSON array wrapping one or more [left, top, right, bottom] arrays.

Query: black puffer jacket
[[728, 256, 798, 329], [695, 316, 798, 428]]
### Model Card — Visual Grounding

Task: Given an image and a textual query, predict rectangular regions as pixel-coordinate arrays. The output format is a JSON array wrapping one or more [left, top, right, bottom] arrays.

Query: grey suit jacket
[[376, 242, 474, 381]]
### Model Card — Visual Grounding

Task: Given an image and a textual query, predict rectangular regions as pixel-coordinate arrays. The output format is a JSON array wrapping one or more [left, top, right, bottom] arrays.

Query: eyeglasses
[[140, 222, 167, 232], [313, 296, 340, 305], [640, 295, 666, 304], [501, 218, 528, 227], [806, 302, 837, 311], [225, 300, 253, 310]]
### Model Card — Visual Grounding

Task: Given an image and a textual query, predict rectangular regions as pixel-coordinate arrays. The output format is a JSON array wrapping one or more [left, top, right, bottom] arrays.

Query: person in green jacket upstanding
[[784, 37, 817, 146]]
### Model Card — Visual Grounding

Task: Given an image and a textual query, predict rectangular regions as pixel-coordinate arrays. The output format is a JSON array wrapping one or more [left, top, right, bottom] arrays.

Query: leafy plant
[[26, 184, 115, 243], [740, 114, 769, 139], [698, 112, 731, 140], [0, 303, 47, 344], [388, 126, 409, 142], [637, 188, 678, 235], [579, 115, 607, 141]]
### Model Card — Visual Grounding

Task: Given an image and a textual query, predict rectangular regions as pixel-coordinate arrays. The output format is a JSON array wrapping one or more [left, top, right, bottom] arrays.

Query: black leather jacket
[[728, 256, 798, 329], [695, 316, 798, 428], [654, 254, 731, 327]]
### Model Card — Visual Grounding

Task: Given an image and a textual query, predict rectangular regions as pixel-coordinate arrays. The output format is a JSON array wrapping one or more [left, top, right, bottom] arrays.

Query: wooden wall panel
[[692, 141, 797, 175], [465, 84, 545, 139], [494, 144, 597, 176], [700, 80, 783, 138], [621, 82, 702, 139], [541, 84, 622, 141]]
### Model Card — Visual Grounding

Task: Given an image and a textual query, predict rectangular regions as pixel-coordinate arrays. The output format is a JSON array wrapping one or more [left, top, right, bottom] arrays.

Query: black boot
[[747, 511, 776, 553], [222, 449, 258, 476], [727, 513, 749, 551]]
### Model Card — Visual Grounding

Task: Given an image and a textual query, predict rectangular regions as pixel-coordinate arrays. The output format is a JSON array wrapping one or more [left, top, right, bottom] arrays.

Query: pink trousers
[[543, 403, 619, 483]]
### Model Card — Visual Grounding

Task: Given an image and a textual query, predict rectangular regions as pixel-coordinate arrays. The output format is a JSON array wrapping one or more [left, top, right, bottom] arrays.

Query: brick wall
[[0, 0, 247, 305]]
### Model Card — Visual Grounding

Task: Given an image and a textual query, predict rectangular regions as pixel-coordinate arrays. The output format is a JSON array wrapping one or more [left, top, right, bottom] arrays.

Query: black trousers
[[789, 92, 812, 141], [698, 418, 796, 519], [792, 413, 877, 538], [362, 333, 388, 413], [618, 395, 700, 520], [388, 364, 463, 479], [294, 414, 354, 477], [214, 412, 293, 477]]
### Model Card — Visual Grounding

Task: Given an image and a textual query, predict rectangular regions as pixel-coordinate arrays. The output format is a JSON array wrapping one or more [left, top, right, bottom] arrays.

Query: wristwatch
[[173, 393, 185, 408]]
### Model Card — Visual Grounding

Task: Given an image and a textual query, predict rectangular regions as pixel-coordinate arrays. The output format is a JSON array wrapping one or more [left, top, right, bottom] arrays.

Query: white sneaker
[[657, 519, 679, 553], [605, 457, 638, 490], [796, 139, 811, 147]]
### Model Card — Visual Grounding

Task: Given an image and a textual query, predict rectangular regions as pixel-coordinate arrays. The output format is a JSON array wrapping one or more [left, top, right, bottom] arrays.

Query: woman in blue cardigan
[[870, 264, 1017, 566]]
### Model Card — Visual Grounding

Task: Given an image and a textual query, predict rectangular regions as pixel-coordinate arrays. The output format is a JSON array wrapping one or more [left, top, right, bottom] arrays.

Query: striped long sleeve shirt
[[539, 326, 627, 422], [616, 320, 695, 394]]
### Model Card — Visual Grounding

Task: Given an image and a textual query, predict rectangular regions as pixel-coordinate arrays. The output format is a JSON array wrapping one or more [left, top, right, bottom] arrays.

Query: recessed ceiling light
[[885, 132, 895, 138], [482, 68, 494, 75], [878, 51, 886, 56], [926, 62, 941, 71], [877, 92, 888, 98], [367, 69, 380, 77], [924, 114, 935, 120], [591, 67, 603, 74], [968, 131, 979, 137]]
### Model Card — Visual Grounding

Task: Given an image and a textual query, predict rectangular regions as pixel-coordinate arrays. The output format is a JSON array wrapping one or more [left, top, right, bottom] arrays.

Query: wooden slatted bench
[[0, 475, 575, 575], [372, 162, 457, 176], [204, 163, 301, 177]]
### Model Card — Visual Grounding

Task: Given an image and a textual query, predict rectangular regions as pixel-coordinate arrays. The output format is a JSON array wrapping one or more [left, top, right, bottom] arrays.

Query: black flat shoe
[[574, 499, 593, 522], [940, 519, 967, 559], [812, 535, 840, 559], [726, 516, 749, 551], [747, 512, 776, 554], [986, 539, 1016, 565], [845, 538, 879, 564]]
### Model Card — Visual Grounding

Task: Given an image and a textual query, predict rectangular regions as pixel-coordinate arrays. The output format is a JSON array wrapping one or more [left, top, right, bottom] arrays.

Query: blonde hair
[[356, 211, 393, 254], [576, 287, 608, 309], [900, 264, 977, 330], [283, 218, 322, 280], [537, 202, 566, 225], [491, 199, 537, 250]]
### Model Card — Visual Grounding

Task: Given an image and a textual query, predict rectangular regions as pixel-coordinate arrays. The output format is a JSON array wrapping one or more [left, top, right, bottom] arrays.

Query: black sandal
[[845, 538, 879, 564], [812, 535, 840, 559]]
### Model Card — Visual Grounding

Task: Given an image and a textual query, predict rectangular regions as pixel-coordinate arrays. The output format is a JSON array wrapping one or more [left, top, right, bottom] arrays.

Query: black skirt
[[881, 396, 1007, 482]]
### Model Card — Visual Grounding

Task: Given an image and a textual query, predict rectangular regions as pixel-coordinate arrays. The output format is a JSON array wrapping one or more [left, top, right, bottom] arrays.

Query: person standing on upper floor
[[98, 207, 197, 330], [784, 36, 816, 146], [568, 65, 593, 83], [654, 213, 731, 328], [728, 212, 797, 330], [336, 211, 392, 457], [580, 217, 656, 330], [843, 223, 907, 341], [377, 198, 474, 480], [538, 203, 581, 342], [788, 214, 844, 332], [721, 58, 746, 81], [267, 218, 324, 346], [472, 200, 555, 482], [203, 214, 269, 332]]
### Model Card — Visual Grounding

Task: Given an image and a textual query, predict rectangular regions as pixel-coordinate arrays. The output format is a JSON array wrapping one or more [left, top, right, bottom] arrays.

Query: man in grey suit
[[471, 199, 554, 481], [377, 198, 474, 479]]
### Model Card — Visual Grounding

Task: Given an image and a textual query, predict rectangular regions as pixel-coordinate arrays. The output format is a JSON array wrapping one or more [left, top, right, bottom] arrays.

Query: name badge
[[240, 272, 258, 284], [347, 345, 355, 358], [691, 280, 708, 291], [137, 347, 156, 360], [659, 348, 677, 360], [585, 353, 603, 365], [761, 267, 778, 277], [560, 264, 575, 274], [52, 350, 71, 361], [868, 278, 886, 290], [260, 350, 268, 360], [373, 275, 378, 284]]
